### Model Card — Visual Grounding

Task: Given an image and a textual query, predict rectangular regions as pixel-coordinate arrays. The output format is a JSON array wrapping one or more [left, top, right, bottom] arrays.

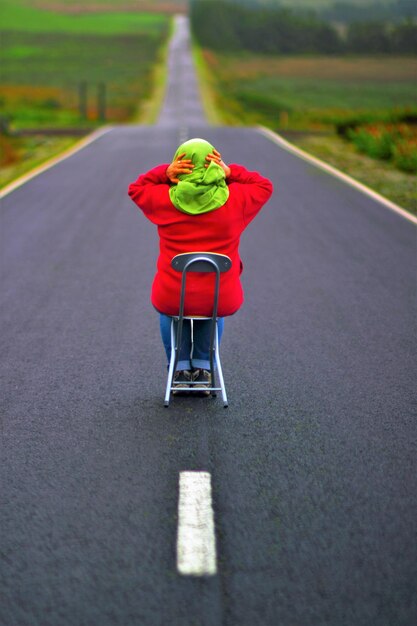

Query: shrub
[[393, 138, 417, 173], [42, 98, 61, 110], [348, 125, 396, 159], [0, 136, 19, 166], [346, 121, 417, 172], [335, 109, 417, 137]]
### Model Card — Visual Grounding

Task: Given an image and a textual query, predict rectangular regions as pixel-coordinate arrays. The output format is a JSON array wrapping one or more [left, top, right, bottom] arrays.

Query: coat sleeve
[[128, 164, 171, 223], [227, 164, 273, 226]]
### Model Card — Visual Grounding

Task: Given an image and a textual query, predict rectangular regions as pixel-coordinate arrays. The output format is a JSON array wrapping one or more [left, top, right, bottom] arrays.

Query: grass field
[[0, 135, 78, 189], [1, 0, 171, 126], [198, 50, 417, 213], [291, 133, 417, 215], [0, 0, 172, 187], [33, 0, 187, 14], [202, 52, 417, 128], [1, 30, 168, 126], [1, 0, 171, 33], [256, 0, 385, 5]]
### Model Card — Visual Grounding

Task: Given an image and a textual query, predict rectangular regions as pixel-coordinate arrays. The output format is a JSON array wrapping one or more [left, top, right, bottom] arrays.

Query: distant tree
[[322, 0, 417, 23], [314, 22, 343, 54], [190, 0, 343, 55], [396, 0, 417, 20], [190, 0, 416, 56], [391, 19, 417, 53], [190, 0, 241, 51], [346, 21, 392, 53]]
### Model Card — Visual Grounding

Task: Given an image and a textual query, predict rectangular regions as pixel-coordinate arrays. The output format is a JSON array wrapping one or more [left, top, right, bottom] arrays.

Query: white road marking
[[0, 126, 113, 199], [179, 125, 189, 144], [177, 471, 217, 576], [258, 125, 417, 226]]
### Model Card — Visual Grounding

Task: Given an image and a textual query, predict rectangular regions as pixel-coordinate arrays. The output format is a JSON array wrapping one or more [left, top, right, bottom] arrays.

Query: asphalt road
[[1, 16, 416, 626]]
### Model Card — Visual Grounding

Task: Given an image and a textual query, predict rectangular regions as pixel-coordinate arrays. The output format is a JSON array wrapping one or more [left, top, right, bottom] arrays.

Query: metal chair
[[164, 252, 232, 408]]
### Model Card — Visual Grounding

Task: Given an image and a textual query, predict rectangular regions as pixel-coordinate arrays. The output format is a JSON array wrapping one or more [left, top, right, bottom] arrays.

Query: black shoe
[[192, 369, 212, 397], [172, 370, 192, 396]]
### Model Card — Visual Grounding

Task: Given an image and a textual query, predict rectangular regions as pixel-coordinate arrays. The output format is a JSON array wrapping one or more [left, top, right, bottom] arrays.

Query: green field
[[1, 0, 169, 34], [1, 0, 170, 126], [1, 30, 168, 126], [254, 0, 392, 6], [198, 50, 417, 212], [235, 76, 416, 112], [29, 0, 187, 12], [203, 53, 417, 128], [0, 0, 171, 187]]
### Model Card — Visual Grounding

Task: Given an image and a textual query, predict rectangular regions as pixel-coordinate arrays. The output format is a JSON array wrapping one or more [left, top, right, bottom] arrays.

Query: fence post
[[0, 116, 10, 136], [97, 82, 106, 122], [79, 81, 88, 120], [279, 111, 289, 128]]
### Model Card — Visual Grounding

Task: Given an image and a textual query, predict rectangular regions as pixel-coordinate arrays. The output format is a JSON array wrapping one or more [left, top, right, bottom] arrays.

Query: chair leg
[[214, 323, 228, 408], [208, 319, 217, 398], [164, 319, 176, 407]]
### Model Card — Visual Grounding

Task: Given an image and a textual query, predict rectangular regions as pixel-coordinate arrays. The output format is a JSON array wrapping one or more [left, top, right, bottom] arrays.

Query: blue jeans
[[160, 314, 224, 371]]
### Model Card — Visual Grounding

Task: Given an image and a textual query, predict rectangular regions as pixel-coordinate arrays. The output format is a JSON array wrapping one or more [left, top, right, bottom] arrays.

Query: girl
[[128, 138, 273, 394]]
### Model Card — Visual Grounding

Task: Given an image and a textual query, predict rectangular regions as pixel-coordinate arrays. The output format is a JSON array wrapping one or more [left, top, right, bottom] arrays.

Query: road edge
[[0, 126, 113, 200], [258, 125, 417, 226]]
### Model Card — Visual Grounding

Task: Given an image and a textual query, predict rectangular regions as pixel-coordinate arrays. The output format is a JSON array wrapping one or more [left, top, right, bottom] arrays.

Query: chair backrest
[[170, 253, 232, 374], [171, 252, 232, 324], [171, 252, 232, 274]]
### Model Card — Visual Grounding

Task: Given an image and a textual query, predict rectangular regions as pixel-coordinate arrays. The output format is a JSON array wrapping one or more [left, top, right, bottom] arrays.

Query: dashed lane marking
[[177, 471, 217, 576]]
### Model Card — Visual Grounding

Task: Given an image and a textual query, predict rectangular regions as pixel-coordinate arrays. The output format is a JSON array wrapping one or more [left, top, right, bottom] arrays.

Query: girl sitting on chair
[[128, 138, 273, 395]]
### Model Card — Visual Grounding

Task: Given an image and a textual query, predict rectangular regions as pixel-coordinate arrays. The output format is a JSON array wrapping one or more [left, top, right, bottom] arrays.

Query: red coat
[[128, 163, 273, 317]]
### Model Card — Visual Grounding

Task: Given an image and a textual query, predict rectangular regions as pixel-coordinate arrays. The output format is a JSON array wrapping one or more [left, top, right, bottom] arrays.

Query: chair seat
[[171, 315, 213, 320]]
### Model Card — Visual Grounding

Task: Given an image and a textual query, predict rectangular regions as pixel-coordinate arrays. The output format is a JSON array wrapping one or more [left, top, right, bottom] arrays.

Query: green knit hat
[[169, 138, 229, 215]]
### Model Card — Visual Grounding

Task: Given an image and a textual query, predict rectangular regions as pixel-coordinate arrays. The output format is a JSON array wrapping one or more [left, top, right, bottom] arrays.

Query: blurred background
[[1, 0, 416, 211]]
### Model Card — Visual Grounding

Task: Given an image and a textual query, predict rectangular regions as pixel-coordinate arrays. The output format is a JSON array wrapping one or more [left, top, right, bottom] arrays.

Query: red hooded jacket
[[128, 163, 273, 317]]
